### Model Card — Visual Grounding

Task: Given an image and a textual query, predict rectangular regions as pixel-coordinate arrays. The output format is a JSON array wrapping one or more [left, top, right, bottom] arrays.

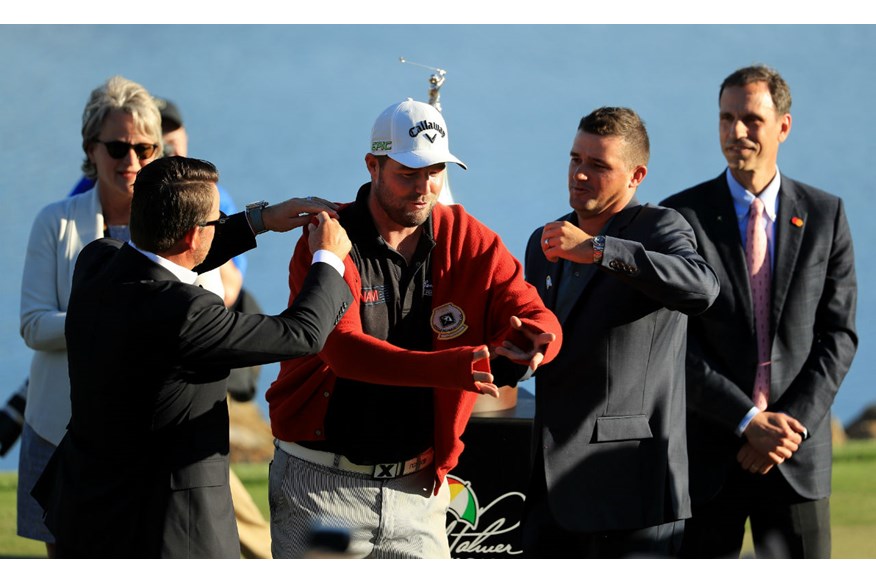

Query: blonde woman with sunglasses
[[17, 76, 162, 556]]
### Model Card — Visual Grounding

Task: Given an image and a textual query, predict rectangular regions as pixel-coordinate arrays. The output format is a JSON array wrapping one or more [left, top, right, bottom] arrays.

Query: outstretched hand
[[471, 346, 499, 398], [492, 316, 556, 372], [262, 196, 340, 232]]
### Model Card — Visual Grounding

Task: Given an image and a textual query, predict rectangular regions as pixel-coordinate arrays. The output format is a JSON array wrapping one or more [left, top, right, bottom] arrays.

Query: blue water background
[[0, 25, 873, 470]]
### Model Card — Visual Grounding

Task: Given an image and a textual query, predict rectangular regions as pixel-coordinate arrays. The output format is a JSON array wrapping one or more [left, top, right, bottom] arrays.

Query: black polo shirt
[[300, 183, 436, 463]]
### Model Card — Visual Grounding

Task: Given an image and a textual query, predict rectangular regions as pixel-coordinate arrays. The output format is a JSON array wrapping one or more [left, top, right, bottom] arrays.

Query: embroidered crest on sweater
[[431, 303, 468, 340]]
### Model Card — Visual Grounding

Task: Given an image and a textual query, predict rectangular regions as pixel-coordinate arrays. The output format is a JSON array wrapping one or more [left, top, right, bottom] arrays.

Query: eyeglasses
[[96, 140, 159, 160], [199, 217, 228, 228]]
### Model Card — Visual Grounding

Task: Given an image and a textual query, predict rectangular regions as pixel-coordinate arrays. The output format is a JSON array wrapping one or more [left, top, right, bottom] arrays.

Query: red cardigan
[[266, 202, 562, 488]]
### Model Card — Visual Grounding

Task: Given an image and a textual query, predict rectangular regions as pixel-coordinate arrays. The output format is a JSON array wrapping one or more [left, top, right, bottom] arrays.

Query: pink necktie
[[746, 197, 771, 410]]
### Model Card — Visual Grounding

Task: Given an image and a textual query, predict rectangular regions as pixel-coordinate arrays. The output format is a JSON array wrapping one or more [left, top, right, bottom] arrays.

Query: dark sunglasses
[[96, 140, 159, 160], [199, 216, 229, 228]]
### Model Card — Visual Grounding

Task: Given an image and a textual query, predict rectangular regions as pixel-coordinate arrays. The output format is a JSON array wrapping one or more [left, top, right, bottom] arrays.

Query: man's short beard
[[373, 181, 435, 228]]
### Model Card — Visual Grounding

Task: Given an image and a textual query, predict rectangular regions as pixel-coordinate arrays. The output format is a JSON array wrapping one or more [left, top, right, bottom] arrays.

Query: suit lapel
[[553, 202, 639, 325], [553, 259, 595, 325], [544, 257, 562, 309], [771, 179, 805, 332], [703, 176, 754, 327], [539, 220, 564, 312], [548, 213, 583, 324]]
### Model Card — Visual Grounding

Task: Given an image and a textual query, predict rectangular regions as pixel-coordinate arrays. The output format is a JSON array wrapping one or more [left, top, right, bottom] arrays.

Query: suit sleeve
[[684, 329, 756, 431], [773, 199, 858, 429], [657, 197, 758, 432], [177, 259, 353, 369], [599, 207, 719, 315], [287, 233, 485, 393], [194, 212, 257, 274]]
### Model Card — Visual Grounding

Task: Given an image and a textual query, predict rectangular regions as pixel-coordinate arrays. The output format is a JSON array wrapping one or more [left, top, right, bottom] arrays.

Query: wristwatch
[[592, 235, 606, 264], [245, 200, 269, 235]]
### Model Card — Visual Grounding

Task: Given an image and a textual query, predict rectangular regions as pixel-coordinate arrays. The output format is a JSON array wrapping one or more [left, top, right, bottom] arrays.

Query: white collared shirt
[[129, 241, 199, 284], [312, 249, 345, 277], [130, 243, 345, 284], [129, 243, 227, 299]]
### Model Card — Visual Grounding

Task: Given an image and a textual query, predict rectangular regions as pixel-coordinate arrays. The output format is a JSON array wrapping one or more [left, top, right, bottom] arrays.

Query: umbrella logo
[[445, 475, 527, 556], [447, 476, 480, 528]]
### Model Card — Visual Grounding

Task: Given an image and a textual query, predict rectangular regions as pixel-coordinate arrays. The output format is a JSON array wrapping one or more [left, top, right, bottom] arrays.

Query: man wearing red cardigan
[[267, 99, 561, 558]]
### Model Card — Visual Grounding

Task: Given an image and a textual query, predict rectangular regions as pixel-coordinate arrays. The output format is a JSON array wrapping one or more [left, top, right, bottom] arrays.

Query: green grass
[[827, 440, 876, 558], [232, 462, 270, 519], [0, 472, 45, 558], [3, 442, 876, 558]]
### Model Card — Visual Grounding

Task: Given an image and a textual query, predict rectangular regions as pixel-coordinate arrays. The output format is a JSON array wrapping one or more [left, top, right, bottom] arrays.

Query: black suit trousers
[[681, 466, 830, 559]]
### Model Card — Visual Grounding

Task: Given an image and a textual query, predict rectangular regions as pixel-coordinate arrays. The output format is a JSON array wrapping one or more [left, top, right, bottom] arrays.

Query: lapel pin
[[791, 216, 804, 228], [546, 275, 553, 290]]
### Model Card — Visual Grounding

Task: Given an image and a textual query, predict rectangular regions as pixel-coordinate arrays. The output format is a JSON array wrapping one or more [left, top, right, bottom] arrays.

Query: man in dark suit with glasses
[[35, 156, 353, 558]]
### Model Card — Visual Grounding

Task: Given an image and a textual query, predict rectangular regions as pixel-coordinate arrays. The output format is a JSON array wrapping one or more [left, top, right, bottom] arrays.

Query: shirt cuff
[[312, 249, 345, 277], [736, 406, 761, 436]]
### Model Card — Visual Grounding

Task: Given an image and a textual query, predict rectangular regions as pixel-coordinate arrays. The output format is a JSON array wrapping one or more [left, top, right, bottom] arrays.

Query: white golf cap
[[370, 98, 467, 170]]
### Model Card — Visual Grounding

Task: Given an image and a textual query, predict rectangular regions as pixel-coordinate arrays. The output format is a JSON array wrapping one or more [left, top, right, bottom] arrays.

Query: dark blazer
[[35, 213, 352, 558], [525, 201, 719, 533], [661, 174, 857, 503]]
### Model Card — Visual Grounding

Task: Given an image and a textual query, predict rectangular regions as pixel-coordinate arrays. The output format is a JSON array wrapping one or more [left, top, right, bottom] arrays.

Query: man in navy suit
[[662, 65, 858, 558], [523, 107, 719, 558]]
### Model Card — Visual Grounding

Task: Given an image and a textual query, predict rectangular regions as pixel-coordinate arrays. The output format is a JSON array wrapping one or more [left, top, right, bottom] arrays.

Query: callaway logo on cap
[[370, 99, 467, 170]]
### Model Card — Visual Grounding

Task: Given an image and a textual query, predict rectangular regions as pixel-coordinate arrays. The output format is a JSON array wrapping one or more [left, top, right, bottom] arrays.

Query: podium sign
[[445, 389, 535, 558]]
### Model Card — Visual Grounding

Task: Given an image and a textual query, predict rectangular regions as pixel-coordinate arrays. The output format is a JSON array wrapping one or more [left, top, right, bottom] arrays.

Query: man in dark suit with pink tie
[[662, 64, 858, 558]]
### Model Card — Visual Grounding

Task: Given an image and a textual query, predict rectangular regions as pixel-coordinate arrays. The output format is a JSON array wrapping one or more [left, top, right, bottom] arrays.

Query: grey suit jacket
[[525, 201, 719, 533], [36, 214, 352, 558], [662, 174, 857, 503]]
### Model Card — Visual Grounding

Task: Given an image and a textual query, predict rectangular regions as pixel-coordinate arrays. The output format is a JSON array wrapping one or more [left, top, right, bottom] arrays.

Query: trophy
[[399, 58, 447, 112], [399, 58, 455, 206]]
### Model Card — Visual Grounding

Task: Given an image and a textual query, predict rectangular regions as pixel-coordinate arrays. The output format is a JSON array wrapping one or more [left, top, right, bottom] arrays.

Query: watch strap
[[246, 201, 269, 235], [592, 235, 606, 264]]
